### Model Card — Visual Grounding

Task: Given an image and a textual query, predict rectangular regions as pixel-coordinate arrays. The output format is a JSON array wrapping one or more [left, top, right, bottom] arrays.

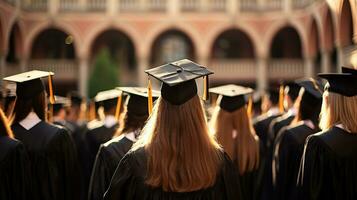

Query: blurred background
[[0, 0, 356, 97]]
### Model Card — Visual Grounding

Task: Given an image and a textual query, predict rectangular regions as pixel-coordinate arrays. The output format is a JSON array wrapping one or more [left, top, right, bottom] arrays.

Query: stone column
[[227, 0, 238, 16], [138, 55, 149, 86], [257, 56, 268, 94], [78, 57, 89, 97], [168, 0, 179, 15], [20, 57, 27, 72], [49, 0, 59, 15], [337, 47, 344, 72], [321, 50, 331, 73], [0, 55, 5, 80], [304, 56, 314, 78]]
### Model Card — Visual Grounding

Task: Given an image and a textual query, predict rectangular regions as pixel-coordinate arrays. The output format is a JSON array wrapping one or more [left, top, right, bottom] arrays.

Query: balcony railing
[[209, 59, 257, 80], [27, 59, 79, 80], [5, 0, 318, 13], [268, 59, 304, 79]]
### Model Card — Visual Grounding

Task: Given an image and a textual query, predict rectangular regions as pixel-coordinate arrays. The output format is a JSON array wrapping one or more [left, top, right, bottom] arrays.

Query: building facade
[[0, 0, 356, 96]]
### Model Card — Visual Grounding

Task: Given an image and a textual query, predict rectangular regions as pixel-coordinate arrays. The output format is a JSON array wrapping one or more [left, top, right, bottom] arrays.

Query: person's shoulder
[[0, 136, 25, 161], [87, 119, 104, 131]]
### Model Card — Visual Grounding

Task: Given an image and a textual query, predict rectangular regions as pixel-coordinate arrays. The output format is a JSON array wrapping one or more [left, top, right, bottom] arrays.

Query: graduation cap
[[94, 89, 122, 120], [295, 78, 323, 99], [318, 68, 357, 97], [52, 96, 70, 114], [209, 84, 254, 113], [342, 66, 357, 75], [117, 87, 160, 116], [145, 59, 213, 110], [3, 70, 55, 103]]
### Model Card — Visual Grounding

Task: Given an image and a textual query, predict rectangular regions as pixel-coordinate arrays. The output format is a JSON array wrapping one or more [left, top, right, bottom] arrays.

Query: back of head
[[134, 95, 222, 192], [11, 91, 47, 124], [298, 90, 322, 126], [210, 105, 260, 175], [0, 108, 14, 138], [320, 91, 357, 132]]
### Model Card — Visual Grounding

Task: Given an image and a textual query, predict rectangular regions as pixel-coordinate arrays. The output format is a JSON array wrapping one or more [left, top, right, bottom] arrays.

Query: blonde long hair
[[319, 90, 357, 132], [210, 105, 260, 175], [132, 95, 222, 192], [0, 108, 14, 138]]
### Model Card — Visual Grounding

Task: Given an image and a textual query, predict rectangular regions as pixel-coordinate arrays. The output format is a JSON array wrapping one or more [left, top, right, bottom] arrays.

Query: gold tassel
[[48, 74, 55, 104], [247, 95, 253, 118], [279, 85, 285, 113], [148, 78, 153, 115], [115, 94, 122, 121], [203, 75, 209, 100]]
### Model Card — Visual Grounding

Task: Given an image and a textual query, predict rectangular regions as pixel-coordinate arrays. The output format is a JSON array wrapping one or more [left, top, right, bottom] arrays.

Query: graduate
[[86, 89, 121, 170], [88, 87, 160, 200], [104, 59, 241, 199], [272, 78, 322, 200], [52, 95, 70, 126], [4, 70, 80, 200], [3, 86, 16, 117], [209, 84, 260, 200], [0, 108, 30, 199], [298, 67, 357, 199]]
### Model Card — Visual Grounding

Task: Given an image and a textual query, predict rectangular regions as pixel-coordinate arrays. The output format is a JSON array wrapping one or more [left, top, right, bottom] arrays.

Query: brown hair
[[0, 108, 14, 138], [11, 91, 47, 124], [319, 90, 357, 132], [210, 105, 260, 175], [132, 95, 222, 192], [113, 106, 148, 138]]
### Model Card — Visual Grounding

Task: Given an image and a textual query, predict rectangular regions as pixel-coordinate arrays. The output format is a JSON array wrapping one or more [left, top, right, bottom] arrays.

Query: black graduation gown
[[260, 113, 295, 200], [253, 113, 281, 200], [104, 148, 242, 200], [86, 120, 119, 163], [55, 120, 90, 200], [273, 123, 319, 200], [88, 135, 134, 200], [0, 136, 30, 200], [12, 121, 81, 200], [298, 127, 357, 200]]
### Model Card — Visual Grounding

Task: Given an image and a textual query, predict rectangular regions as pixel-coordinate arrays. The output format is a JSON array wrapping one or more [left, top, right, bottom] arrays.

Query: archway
[[90, 29, 137, 84], [150, 30, 195, 66], [211, 29, 255, 59], [339, 0, 354, 47], [309, 18, 321, 74], [6, 23, 23, 65]]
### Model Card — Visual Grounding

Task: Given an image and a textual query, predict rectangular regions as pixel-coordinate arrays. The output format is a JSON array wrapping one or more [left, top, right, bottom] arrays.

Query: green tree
[[88, 48, 119, 98]]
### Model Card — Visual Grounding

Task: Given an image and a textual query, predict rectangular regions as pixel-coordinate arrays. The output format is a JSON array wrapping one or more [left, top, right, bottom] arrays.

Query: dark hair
[[113, 106, 148, 138], [11, 91, 47, 124], [0, 108, 13, 138], [297, 91, 322, 126]]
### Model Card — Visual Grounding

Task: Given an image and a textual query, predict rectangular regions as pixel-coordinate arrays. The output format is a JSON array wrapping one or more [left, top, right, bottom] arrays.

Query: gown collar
[[125, 129, 141, 142], [104, 115, 117, 128], [19, 111, 42, 130], [335, 124, 351, 133]]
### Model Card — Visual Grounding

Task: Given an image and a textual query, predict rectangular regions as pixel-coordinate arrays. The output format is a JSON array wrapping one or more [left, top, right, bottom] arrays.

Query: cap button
[[177, 69, 182, 73]]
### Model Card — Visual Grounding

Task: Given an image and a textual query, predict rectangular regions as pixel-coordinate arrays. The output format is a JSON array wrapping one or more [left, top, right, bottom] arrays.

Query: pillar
[[78, 57, 89, 97], [168, 0, 179, 15], [20, 57, 27, 72], [48, 0, 59, 15], [304, 57, 314, 78], [138, 55, 149, 86], [227, 0, 238, 16], [321, 50, 331, 73], [257, 56, 268, 94], [0, 55, 5, 80], [337, 47, 343, 72]]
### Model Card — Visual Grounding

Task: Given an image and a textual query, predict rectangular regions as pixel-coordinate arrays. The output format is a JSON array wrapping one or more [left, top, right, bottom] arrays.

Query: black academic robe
[[104, 148, 241, 200], [261, 113, 295, 200], [273, 123, 319, 200], [88, 134, 134, 200], [55, 120, 90, 200], [298, 127, 357, 200], [12, 121, 81, 200], [253, 113, 281, 200], [0, 136, 30, 200]]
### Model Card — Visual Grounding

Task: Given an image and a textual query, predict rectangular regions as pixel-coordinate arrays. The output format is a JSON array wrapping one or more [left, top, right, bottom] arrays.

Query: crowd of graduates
[[0, 58, 357, 200]]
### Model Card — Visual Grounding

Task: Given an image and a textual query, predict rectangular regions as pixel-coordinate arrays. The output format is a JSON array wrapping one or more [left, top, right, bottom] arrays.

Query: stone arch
[[339, 0, 354, 46], [269, 26, 303, 58]]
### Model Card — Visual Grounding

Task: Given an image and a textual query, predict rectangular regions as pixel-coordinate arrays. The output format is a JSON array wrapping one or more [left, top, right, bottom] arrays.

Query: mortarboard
[[145, 59, 213, 109], [209, 84, 254, 112], [3, 70, 55, 103], [342, 66, 357, 75], [94, 89, 122, 120], [52, 96, 70, 114], [295, 78, 323, 99], [318, 67, 357, 97], [284, 81, 301, 101], [117, 87, 160, 116]]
